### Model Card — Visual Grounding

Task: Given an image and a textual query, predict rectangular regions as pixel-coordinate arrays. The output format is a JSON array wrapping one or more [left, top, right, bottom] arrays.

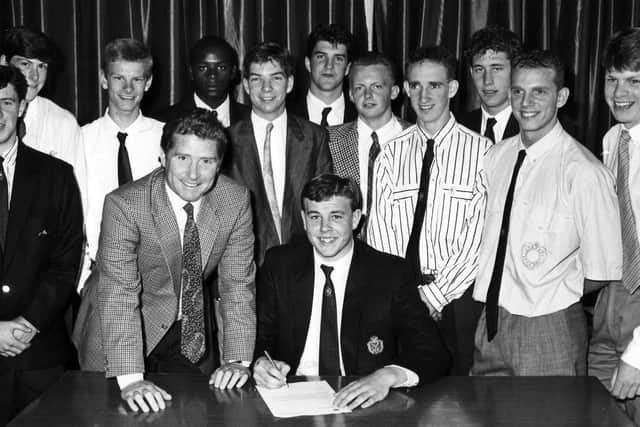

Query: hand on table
[[0, 320, 33, 357], [333, 366, 406, 410], [252, 356, 290, 388], [121, 379, 172, 413], [611, 360, 640, 399], [209, 362, 251, 389]]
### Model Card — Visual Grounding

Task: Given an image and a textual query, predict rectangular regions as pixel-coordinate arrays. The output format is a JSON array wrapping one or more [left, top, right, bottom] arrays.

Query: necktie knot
[[320, 264, 334, 278], [427, 138, 435, 150], [117, 132, 128, 146], [266, 122, 274, 134], [484, 118, 497, 143], [486, 117, 497, 129], [621, 129, 632, 145], [183, 202, 194, 218], [320, 107, 332, 127]]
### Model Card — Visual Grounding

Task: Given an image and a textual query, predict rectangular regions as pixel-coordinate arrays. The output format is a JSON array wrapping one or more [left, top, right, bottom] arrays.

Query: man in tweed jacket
[[327, 52, 410, 235], [73, 109, 256, 413]]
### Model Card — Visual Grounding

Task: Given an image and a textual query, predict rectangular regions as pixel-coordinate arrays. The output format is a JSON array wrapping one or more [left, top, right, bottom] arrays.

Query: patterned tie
[[405, 139, 436, 280], [319, 264, 340, 375], [617, 130, 640, 294], [320, 107, 332, 127], [486, 149, 527, 341], [180, 202, 206, 363], [262, 123, 282, 242], [117, 132, 133, 186], [484, 117, 497, 143], [0, 156, 7, 252], [365, 131, 381, 221]]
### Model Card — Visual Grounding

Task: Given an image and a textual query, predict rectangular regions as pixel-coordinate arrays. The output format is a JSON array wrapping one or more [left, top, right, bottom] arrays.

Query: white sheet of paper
[[257, 380, 352, 418]]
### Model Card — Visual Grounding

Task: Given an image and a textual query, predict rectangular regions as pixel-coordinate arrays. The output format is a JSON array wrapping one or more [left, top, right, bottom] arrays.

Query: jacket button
[[1, 285, 9, 293], [161, 323, 168, 329]]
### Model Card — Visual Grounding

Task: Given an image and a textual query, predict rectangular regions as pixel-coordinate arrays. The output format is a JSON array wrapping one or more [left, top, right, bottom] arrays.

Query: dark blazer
[[327, 117, 411, 186], [458, 108, 519, 141], [288, 92, 358, 126], [255, 239, 450, 384], [0, 142, 83, 371], [154, 93, 251, 126], [226, 114, 333, 266]]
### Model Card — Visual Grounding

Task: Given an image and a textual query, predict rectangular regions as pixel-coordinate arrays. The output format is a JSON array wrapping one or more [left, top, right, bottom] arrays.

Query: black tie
[[320, 107, 332, 127], [366, 131, 381, 217], [405, 139, 435, 280], [486, 149, 527, 341], [117, 132, 133, 186], [181, 202, 206, 363], [0, 156, 7, 253], [319, 264, 340, 375], [484, 117, 497, 143]]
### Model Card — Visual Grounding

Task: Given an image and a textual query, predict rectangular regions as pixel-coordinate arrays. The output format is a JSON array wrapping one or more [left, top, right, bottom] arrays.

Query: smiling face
[[2, 55, 48, 103], [404, 60, 458, 135], [349, 64, 399, 129], [0, 83, 26, 146], [510, 66, 568, 146], [302, 195, 361, 262], [243, 60, 293, 121], [305, 41, 350, 94], [161, 133, 222, 202], [100, 60, 152, 116], [470, 50, 512, 116], [604, 68, 640, 128], [190, 45, 236, 108]]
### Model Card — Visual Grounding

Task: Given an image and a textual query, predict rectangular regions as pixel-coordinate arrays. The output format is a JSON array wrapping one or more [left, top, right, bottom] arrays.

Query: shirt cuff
[[419, 283, 448, 313], [387, 365, 419, 387], [117, 373, 144, 390], [227, 360, 251, 368], [621, 327, 640, 370]]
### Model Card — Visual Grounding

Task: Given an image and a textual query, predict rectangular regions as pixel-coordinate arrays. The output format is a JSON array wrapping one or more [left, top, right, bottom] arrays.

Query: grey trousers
[[589, 283, 640, 426], [472, 303, 587, 376]]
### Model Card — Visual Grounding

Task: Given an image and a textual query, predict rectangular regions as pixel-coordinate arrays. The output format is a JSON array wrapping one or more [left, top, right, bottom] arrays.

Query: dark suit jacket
[[226, 114, 333, 266], [255, 240, 450, 384], [73, 169, 256, 377], [288, 92, 358, 126], [458, 108, 519, 141], [327, 117, 411, 186], [0, 142, 83, 371], [154, 93, 251, 126]]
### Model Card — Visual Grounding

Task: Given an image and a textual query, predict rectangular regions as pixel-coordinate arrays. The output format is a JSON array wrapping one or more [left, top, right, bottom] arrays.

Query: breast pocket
[[390, 185, 418, 234]]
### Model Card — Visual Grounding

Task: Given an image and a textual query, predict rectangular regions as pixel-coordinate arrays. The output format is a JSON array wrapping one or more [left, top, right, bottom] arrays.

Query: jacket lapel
[[281, 116, 309, 242], [150, 170, 183, 297], [504, 113, 520, 139], [4, 143, 37, 266], [290, 244, 315, 363], [342, 122, 361, 185], [197, 187, 220, 269], [340, 241, 366, 373]]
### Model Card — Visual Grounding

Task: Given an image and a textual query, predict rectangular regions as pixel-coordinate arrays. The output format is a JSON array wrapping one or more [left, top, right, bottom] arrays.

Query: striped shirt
[[367, 115, 491, 312]]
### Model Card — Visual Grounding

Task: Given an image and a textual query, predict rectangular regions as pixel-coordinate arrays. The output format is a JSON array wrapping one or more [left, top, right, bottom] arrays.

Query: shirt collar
[[164, 181, 203, 218], [104, 108, 147, 133], [194, 93, 230, 116], [481, 105, 512, 125], [357, 116, 399, 142], [417, 113, 456, 145], [307, 90, 345, 110], [519, 120, 563, 161], [622, 122, 640, 143], [0, 137, 19, 162], [251, 109, 287, 129], [313, 239, 354, 272]]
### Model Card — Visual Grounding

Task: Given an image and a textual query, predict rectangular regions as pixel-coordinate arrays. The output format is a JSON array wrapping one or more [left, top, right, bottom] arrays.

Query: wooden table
[[8, 372, 633, 426]]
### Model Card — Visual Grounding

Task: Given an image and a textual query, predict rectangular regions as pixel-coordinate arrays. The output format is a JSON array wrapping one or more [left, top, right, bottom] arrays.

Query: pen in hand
[[263, 350, 288, 388]]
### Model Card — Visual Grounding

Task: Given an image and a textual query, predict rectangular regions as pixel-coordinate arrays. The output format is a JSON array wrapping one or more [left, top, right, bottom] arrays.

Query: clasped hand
[[0, 317, 36, 357]]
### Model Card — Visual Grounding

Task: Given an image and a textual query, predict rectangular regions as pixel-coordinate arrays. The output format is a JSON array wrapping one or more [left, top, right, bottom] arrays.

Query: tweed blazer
[[327, 117, 411, 186], [73, 168, 256, 377]]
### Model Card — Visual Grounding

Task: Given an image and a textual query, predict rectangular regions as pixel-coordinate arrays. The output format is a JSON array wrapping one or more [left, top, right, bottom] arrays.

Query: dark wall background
[[1, 0, 639, 156]]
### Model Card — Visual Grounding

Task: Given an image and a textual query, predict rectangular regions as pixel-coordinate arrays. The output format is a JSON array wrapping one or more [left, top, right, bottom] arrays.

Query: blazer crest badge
[[367, 336, 384, 355]]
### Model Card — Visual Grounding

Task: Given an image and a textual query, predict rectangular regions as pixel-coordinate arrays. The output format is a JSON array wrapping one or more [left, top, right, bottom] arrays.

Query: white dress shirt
[[603, 123, 640, 370], [194, 93, 231, 128], [474, 122, 622, 316], [296, 243, 418, 387], [83, 111, 163, 260], [251, 111, 287, 213], [0, 138, 18, 205], [356, 116, 404, 214], [480, 105, 513, 143], [22, 95, 88, 213], [367, 115, 491, 313], [306, 91, 345, 126]]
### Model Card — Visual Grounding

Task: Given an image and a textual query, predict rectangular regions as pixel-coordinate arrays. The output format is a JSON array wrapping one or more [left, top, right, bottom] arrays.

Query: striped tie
[[618, 129, 640, 294], [263, 122, 282, 242]]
